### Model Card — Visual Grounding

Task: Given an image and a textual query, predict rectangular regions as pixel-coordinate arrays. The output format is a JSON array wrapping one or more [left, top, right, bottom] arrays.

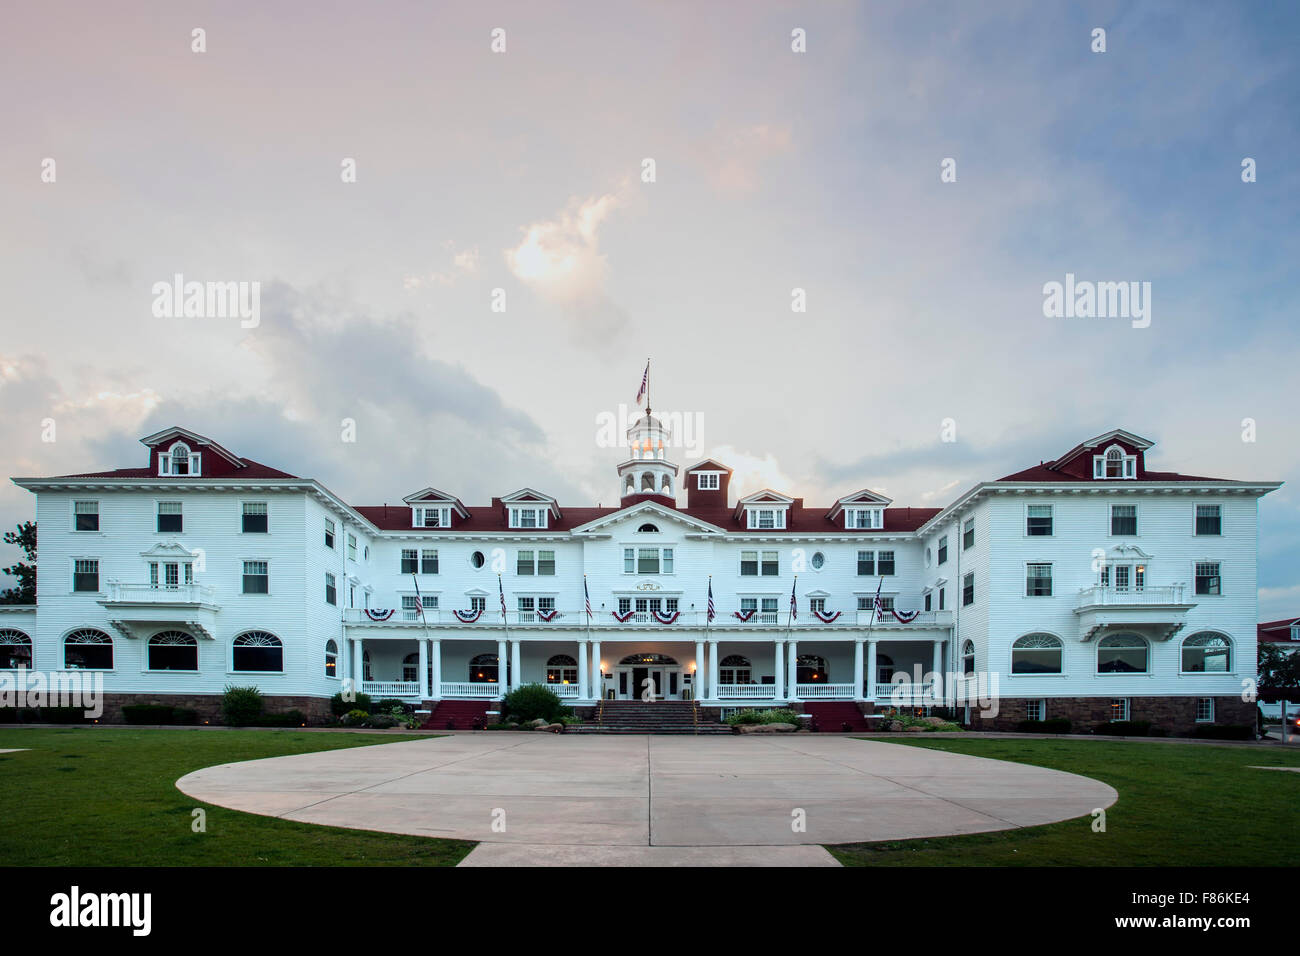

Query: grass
[[829, 736, 1300, 866], [0, 727, 474, 866]]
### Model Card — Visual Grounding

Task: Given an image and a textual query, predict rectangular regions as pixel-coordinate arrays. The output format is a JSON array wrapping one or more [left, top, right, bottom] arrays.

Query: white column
[[787, 640, 799, 700], [511, 640, 523, 692], [591, 640, 602, 701], [694, 640, 704, 700], [773, 641, 785, 701], [352, 638, 364, 691], [577, 640, 589, 699], [932, 640, 943, 687], [708, 640, 719, 700], [866, 640, 878, 701], [430, 640, 442, 700], [497, 638, 508, 697], [418, 638, 430, 699], [853, 639, 865, 701]]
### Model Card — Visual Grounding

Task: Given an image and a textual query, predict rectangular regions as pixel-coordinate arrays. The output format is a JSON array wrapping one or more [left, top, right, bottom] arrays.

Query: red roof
[[1258, 619, 1300, 644], [51, 458, 300, 480], [998, 430, 1224, 483]]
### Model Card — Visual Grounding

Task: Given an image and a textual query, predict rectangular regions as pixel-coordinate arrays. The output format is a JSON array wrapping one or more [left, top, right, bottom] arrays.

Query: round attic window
[[470, 551, 485, 569]]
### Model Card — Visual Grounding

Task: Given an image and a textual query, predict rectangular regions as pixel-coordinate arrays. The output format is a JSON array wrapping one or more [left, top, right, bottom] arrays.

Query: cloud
[[697, 123, 793, 196], [403, 242, 481, 290]]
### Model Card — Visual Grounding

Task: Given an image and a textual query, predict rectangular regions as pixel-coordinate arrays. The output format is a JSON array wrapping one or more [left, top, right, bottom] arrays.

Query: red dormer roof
[[1259, 619, 1300, 644], [998, 428, 1222, 483]]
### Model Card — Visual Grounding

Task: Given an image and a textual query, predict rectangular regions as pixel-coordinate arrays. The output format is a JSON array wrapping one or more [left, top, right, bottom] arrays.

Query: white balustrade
[[796, 683, 855, 699], [439, 682, 501, 699], [361, 681, 420, 698], [103, 582, 216, 604], [715, 683, 777, 699], [873, 682, 938, 703]]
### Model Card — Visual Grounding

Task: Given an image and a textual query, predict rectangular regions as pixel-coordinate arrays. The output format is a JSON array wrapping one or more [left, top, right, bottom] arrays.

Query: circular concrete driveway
[[178, 735, 1116, 866]]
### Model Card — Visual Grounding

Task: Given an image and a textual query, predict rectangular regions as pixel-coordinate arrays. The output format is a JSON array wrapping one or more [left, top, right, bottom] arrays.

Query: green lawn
[[0, 727, 473, 866], [829, 737, 1300, 866]]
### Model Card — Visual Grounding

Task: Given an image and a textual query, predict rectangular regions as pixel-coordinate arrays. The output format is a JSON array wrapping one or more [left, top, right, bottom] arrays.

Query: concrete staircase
[[569, 700, 732, 735], [801, 701, 873, 732], [421, 699, 494, 730]]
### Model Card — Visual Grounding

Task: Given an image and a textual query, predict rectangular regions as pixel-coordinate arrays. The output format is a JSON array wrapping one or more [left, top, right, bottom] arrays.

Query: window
[[417, 506, 451, 528], [811, 551, 825, 570], [160, 441, 201, 476], [1025, 563, 1053, 597], [924, 592, 932, 612], [401, 549, 419, 574], [421, 549, 439, 574], [242, 502, 268, 533], [1110, 504, 1137, 536], [508, 507, 548, 529], [845, 508, 882, 530], [147, 631, 197, 671], [938, 588, 945, 611], [1025, 699, 1046, 722], [241, 560, 269, 594], [627, 547, 672, 574], [470, 551, 486, 569], [746, 507, 787, 529], [402, 595, 424, 620], [962, 518, 975, 550], [637, 523, 660, 533], [470, 653, 500, 684], [518, 550, 552, 575], [719, 655, 752, 684], [1194, 562, 1221, 596], [1098, 633, 1148, 673], [73, 559, 100, 592], [809, 596, 826, 615], [0, 630, 32, 669], [157, 501, 183, 533], [1011, 634, 1063, 674], [1195, 504, 1222, 536], [1110, 698, 1130, 721], [74, 500, 99, 532], [1196, 698, 1214, 723], [937, 537, 948, 565], [347, 533, 358, 561], [325, 572, 337, 605], [856, 550, 875, 576], [64, 629, 113, 669], [962, 572, 975, 606], [547, 654, 579, 684], [1026, 504, 1053, 536], [1094, 446, 1136, 479], [697, 473, 719, 490], [1182, 632, 1232, 673], [740, 550, 778, 576], [796, 655, 828, 683], [470, 595, 485, 614], [961, 640, 975, 678], [857, 595, 894, 613], [233, 631, 283, 672], [149, 561, 192, 589], [324, 518, 335, 549], [325, 639, 338, 678], [876, 652, 894, 684], [877, 551, 895, 576]]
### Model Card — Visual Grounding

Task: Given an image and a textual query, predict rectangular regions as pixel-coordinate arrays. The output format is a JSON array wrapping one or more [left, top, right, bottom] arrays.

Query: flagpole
[[411, 573, 435, 700], [499, 573, 510, 693]]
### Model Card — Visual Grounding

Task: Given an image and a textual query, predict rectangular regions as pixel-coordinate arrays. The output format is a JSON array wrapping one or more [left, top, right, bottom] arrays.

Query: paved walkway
[[176, 735, 1116, 866]]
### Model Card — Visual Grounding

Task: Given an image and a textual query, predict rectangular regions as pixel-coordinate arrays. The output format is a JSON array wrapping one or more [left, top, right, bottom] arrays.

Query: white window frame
[[241, 559, 270, 595], [1109, 503, 1138, 536], [158, 441, 202, 476], [1195, 698, 1214, 722], [1093, 445, 1137, 479], [72, 557, 101, 593], [1025, 503, 1053, 537], [624, 546, 673, 575], [414, 506, 452, 529], [1025, 562, 1053, 597], [324, 518, 336, 549], [1025, 699, 1046, 722], [1194, 503, 1222, 536], [1193, 560, 1222, 597], [696, 472, 720, 491], [72, 499, 100, 533], [509, 507, 549, 530], [739, 550, 779, 577], [844, 507, 882, 530], [1110, 698, 1131, 721], [241, 501, 269, 533], [746, 507, 787, 530]]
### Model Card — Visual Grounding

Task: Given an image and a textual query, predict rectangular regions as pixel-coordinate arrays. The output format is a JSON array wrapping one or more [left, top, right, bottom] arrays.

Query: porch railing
[[1075, 584, 1188, 608], [545, 683, 581, 698], [715, 683, 777, 699], [361, 681, 420, 698], [797, 683, 855, 699], [345, 607, 953, 629], [873, 682, 938, 703], [439, 682, 501, 699], [103, 581, 217, 604]]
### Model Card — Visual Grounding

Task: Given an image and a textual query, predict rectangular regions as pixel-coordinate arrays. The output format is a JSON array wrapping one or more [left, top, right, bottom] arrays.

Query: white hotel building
[[3, 417, 1279, 732]]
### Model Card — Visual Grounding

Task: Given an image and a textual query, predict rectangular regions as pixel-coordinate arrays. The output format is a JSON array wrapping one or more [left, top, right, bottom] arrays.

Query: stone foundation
[[91, 693, 334, 725], [964, 696, 1256, 736]]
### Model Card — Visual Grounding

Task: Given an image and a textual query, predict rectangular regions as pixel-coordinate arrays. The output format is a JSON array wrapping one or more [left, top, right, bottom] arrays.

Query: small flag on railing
[[707, 577, 715, 623]]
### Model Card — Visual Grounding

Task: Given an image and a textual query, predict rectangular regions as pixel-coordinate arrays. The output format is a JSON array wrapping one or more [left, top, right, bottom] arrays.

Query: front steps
[[569, 700, 732, 735], [801, 701, 873, 732], [421, 699, 494, 730]]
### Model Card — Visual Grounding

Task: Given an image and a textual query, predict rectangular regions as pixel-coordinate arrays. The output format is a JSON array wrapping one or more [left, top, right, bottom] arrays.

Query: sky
[[0, 0, 1297, 617]]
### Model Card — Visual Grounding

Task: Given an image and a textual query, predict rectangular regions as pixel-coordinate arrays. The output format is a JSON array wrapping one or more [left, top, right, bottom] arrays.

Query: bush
[[1191, 723, 1254, 740], [502, 684, 569, 724], [1016, 717, 1072, 734], [1093, 719, 1152, 737], [330, 692, 372, 717], [725, 708, 803, 727], [221, 685, 264, 727], [339, 709, 369, 727]]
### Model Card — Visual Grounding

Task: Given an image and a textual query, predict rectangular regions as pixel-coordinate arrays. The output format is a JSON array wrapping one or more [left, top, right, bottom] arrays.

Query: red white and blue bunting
[[453, 608, 483, 623], [885, 608, 920, 624], [733, 609, 756, 622], [813, 609, 842, 623], [612, 609, 635, 623], [653, 610, 680, 625], [536, 609, 560, 622], [364, 609, 394, 622]]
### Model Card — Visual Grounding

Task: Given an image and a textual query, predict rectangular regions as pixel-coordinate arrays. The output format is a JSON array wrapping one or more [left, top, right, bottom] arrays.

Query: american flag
[[498, 574, 508, 620], [635, 360, 649, 405], [707, 578, 715, 622], [872, 576, 884, 621], [584, 576, 592, 620], [411, 575, 427, 620], [789, 577, 798, 621]]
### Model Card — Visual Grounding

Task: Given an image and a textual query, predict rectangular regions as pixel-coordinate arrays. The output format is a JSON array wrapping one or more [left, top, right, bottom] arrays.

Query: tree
[[1257, 643, 1300, 698], [0, 521, 36, 605]]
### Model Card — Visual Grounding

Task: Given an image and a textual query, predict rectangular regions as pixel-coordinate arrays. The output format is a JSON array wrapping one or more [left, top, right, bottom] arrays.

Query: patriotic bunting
[[813, 609, 842, 623], [453, 608, 483, 623], [652, 609, 680, 624], [364, 608, 394, 622], [733, 609, 756, 622], [536, 609, 560, 622], [889, 608, 920, 624], [612, 609, 635, 623]]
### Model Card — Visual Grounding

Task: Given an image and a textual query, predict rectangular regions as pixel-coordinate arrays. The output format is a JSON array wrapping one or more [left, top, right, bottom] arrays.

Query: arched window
[[1011, 634, 1063, 674], [547, 654, 578, 684], [660, 474, 672, 494], [1182, 632, 1232, 673], [641, 473, 655, 492], [1097, 633, 1148, 674], [0, 629, 32, 669], [232, 631, 283, 672], [961, 640, 975, 679], [147, 631, 197, 671], [171, 442, 191, 475], [65, 629, 113, 670], [796, 654, 828, 683], [470, 653, 499, 684], [637, 523, 659, 533], [1104, 446, 1123, 477], [876, 652, 894, 684], [719, 655, 752, 684], [362, 648, 372, 681], [403, 653, 419, 682], [624, 475, 635, 494], [325, 639, 338, 678]]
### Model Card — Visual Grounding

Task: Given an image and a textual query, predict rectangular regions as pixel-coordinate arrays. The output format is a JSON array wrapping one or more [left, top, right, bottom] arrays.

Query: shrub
[[339, 709, 370, 727], [171, 707, 199, 725], [221, 685, 264, 727], [1016, 717, 1072, 734], [1191, 723, 1253, 740], [366, 714, 398, 729], [330, 692, 372, 717], [1093, 719, 1152, 737], [502, 684, 569, 724], [725, 708, 803, 727]]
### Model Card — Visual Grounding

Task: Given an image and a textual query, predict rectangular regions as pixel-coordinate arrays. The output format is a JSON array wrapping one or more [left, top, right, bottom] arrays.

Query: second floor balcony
[[1074, 584, 1196, 643], [98, 580, 220, 640]]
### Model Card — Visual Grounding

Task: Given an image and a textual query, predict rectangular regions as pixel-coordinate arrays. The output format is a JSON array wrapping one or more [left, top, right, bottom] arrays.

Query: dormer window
[[696, 473, 719, 490], [509, 507, 548, 530], [159, 442, 201, 476], [845, 507, 882, 530], [1093, 445, 1136, 479], [746, 507, 787, 530], [414, 506, 451, 529], [1292, 624, 1299, 642]]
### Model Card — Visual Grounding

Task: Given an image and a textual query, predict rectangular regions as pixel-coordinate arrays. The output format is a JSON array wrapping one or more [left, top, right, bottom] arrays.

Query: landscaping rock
[[889, 721, 904, 732], [771, 723, 798, 732], [922, 716, 946, 727], [905, 724, 926, 733], [547, 723, 564, 733], [530, 718, 549, 728]]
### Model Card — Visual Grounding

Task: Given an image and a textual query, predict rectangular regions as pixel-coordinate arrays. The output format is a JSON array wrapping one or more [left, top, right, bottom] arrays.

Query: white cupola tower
[[617, 409, 679, 503]]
